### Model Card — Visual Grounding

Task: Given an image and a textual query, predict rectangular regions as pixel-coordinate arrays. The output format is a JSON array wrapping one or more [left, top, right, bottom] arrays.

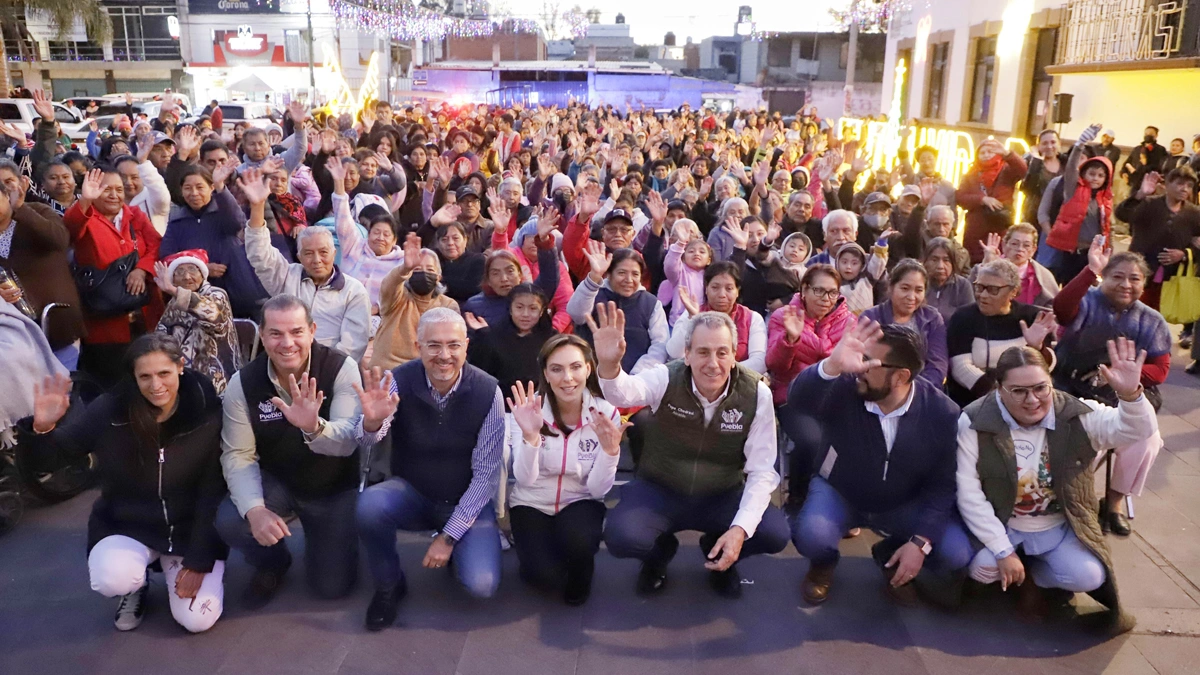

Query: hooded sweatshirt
[[1047, 149, 1114, 254]]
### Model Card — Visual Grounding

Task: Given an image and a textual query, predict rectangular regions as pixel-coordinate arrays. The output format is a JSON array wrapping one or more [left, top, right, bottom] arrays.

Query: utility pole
[[307, 0, 316, 100], [843, 0, 858, 118]]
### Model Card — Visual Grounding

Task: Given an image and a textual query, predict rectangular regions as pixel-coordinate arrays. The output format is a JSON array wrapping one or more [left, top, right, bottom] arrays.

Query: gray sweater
[[927, 274, 976, 324]]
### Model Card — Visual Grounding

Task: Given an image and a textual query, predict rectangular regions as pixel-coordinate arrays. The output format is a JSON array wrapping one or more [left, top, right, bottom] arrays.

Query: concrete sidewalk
[[2, 350, 1200, 674]]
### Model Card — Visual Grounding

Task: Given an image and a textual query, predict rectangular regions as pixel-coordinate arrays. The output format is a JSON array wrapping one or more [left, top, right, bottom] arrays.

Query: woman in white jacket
[[506, 334, 629, 605]]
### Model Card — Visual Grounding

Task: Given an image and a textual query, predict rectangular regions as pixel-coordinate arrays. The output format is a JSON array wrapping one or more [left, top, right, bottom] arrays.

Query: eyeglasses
[[1001, 383, 1053, 401], [806, 287, 840, 300], [973, 283, 1013, 297], [420, 342, 465, 355]]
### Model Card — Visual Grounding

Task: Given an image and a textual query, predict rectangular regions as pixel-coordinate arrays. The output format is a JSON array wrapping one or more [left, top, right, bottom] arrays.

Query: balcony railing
[[1056, 0, 1195, 65], [4, 36, 180, 63]]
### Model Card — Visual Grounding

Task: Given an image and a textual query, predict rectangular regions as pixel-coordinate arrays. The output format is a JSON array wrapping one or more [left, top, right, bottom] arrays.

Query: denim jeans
[[969, 521, 1106, 592], [790, 476, 972, 574], [215, 471, 359, 599], [604, 479, 790, 565], [356, 477, 501, 598]]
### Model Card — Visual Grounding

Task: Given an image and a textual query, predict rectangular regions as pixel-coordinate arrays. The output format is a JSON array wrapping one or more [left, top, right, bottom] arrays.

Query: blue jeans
[[790, 476, 972, 574], [356, 477, 501, 598], [604, 479, 790, 565], [214, 471, 358, 599], [969, 521, 1106, 592]]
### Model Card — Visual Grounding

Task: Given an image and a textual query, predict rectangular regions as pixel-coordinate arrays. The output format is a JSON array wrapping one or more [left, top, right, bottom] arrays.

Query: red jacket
[[765, 295, 855, 405], [956, 151, 1028, 263], [1047, 156, 1113, 253], [63, 202, 163, 344]]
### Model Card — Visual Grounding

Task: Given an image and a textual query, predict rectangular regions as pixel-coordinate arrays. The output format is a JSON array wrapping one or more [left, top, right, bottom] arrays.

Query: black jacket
[[18, 371, 227, 572], [467, 316, 556, 398]]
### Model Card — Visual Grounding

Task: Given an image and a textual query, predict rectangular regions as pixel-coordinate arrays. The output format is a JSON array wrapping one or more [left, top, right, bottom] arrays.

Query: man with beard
[[787, 320, 970, 607]]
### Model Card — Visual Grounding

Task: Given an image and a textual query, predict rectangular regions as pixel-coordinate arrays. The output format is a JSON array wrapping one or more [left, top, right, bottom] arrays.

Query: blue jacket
[[787, 363, 961, 544], [160, 188, 269, 319], [860, 301, 949, 386]]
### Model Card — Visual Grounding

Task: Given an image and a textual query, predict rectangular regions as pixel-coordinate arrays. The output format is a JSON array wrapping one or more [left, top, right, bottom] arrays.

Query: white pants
[[1093, 431, 1162, 496], [88, 535, 225, 633]]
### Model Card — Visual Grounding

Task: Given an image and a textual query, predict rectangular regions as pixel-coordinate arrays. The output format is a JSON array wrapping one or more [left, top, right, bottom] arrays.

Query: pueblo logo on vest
[[258, 400, 284, 423], [720, 408, 745, 432]]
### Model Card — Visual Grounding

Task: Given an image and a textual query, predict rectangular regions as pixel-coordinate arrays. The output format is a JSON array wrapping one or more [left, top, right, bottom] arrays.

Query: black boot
[[635, 533, 678, 596], [365, 577, 408, 632]]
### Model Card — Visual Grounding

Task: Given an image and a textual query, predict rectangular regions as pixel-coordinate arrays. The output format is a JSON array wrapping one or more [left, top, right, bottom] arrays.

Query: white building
[[880, 0, 1200, 146]]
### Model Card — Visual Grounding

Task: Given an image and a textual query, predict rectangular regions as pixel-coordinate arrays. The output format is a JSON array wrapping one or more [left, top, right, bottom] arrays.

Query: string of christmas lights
[[828, 0, 912, 33], [331, 0, 544, 42]]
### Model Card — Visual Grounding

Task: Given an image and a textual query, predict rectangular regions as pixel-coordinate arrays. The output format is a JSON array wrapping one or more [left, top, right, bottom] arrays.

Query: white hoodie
[[508, 392, 622, 516]]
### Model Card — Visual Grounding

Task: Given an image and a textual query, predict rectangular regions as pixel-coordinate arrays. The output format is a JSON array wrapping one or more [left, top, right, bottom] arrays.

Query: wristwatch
[[439, 532, 459, 545], [909, 535, 933, 556], [302, 418, 327, 442]]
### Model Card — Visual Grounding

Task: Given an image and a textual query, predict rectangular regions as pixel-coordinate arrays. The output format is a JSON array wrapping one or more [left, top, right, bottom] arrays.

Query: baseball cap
[[455, 184, 481, 201], [1102, 129, 1116, 138], [864, 192, 892, 207], [898, 185, 922, 202], [603, 208, 634, 227], [150, 131, 174, 147]]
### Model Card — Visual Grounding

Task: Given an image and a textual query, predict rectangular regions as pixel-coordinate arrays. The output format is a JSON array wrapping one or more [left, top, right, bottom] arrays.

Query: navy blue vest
[[241, 343, 357, 499], [575, 287, 657, 373], [389, 360, 498, 503]]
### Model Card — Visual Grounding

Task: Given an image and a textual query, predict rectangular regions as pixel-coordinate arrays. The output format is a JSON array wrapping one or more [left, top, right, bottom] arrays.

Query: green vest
[[964, 390, 1123, 618], [639, 360, 761, 497]]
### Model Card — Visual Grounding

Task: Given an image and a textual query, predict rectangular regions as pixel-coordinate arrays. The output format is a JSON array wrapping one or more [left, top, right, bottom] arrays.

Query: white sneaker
[[499, 529, 512, 551], [114, 582, 149, 631]]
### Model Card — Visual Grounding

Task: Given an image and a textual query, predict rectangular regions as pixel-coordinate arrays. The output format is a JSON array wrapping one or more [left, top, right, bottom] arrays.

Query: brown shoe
[[801, 562, 837, 605]]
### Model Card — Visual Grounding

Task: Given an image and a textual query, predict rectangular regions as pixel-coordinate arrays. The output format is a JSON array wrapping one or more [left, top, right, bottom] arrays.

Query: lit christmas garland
[[828, 0, 912, 33], [331, 0, 543, 41], [561, 8, 590, 40]]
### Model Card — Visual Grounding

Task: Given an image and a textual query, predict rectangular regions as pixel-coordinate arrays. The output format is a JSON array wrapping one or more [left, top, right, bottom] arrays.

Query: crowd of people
[[2, 90, 1196, 638]]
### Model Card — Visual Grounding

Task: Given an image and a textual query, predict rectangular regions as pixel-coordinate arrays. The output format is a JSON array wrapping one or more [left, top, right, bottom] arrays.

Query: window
[[53, 106, 78, 123], [968, 36, 997, 123], [0, 103, 22, 122], [284, 29, 310, 64], [924, 42, 949, 119], [767, 38, 792, 68]]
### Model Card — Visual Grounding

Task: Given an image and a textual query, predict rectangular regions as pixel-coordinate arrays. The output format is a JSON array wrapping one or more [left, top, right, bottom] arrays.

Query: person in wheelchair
[[1052, 238, 1170, 536], [17, 333, 227, 633]]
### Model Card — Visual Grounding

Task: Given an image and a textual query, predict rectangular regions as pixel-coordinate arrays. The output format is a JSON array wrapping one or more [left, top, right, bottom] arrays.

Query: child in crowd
[[663, 218, 712, 325], [836, 242, 886, 315]]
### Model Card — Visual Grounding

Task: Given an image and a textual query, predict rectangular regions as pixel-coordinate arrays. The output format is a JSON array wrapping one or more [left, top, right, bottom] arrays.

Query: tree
[[1, 0, 112, 94]]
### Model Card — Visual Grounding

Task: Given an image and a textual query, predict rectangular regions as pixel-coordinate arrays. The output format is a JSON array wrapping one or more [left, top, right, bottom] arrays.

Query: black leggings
[[509, 500, 606, 592]]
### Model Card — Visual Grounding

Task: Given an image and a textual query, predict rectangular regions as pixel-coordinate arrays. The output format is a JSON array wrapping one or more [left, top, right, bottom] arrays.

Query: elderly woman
[[568, 244, 669, 375], [327, 157, 405, 314], [955, 341, 1153, 633], [369, 233, 459, 370], [923, 237, 976, 323], [976, 223, 1058, 308], [665, 261, 767, 374], [462, 244, 559, 330], [434, 222, 486, 305], [956, 139, 1028, 264], [153, 250, 243, 395], [706, 197, 751, 262], [492, 209, 573, 333], [946, 259, 1057, 407], [861, 260, 948, 385], [896, 204, 970, 273], [1053, 239, 1171, 537]]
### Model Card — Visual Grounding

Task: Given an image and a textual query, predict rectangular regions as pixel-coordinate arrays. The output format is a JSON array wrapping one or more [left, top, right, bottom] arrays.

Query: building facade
[[881, 0, 1200, 146], [740, 31, 887, 116]]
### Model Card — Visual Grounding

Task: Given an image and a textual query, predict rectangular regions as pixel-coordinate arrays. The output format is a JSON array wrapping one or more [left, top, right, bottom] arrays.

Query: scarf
[[269, 191, 308, 237], [977, 154, 1004, 190], [701, 302, 752, 362], [1017, 263, 1040, 306]]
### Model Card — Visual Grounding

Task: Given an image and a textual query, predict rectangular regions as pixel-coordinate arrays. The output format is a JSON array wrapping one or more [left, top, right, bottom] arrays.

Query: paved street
[[3, 345, 1200, 675]]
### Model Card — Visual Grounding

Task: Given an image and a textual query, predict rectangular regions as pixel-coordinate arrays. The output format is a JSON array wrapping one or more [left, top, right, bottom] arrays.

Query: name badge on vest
[[719, 408, 745, 433], [666, 403, 698, 421], [258, 400, 284, 423]]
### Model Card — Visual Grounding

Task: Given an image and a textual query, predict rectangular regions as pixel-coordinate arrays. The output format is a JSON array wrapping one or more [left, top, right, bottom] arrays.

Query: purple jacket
[[860, 300, 948, 387]]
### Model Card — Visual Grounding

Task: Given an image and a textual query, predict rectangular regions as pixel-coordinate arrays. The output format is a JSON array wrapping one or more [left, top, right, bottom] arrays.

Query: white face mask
[[863, 213, 886, 230]]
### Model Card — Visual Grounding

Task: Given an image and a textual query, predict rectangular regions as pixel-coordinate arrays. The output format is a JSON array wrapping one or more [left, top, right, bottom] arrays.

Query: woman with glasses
[[1052, 238, 1171, 537], [861, 260, 948, 386], [974, 223, 1059, 308], [766, 264, 855, 503], [946, 259, 1057, 407], [956, 340, 1154, 634]]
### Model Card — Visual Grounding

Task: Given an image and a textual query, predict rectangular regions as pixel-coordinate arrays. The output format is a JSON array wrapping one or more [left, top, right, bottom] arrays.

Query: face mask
[[408, 270, 438, 295], [553, 192, 570, 213], [864, 213, 886, 230], [1144, 135, 1156, 145]]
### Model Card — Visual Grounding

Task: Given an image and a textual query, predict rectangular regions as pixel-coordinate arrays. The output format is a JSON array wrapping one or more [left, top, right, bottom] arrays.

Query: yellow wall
[[1056, 69, 1200, 147]]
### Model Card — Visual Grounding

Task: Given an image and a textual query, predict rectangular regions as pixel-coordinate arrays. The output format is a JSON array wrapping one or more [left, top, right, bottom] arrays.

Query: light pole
[[843, 0, 859, 118], [307, 0, 316, 99]]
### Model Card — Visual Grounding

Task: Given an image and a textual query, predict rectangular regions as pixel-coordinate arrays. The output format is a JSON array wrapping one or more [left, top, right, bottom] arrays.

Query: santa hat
[[549, 173, 573, 195], [164, 249, 210, 280]]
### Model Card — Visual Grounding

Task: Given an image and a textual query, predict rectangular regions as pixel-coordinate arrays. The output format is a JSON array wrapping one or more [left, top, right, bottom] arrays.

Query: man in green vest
[[591, 302, 790, 599], [956, 339, 1156, 633]]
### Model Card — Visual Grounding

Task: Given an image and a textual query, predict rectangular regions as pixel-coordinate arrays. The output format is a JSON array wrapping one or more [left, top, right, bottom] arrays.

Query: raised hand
[[1087, 234, 1110, 275], [79, 168, 104, 202], [980, 232, 1002, 263], [678, 286, 701, 317], [270, 374, 326, 435], [766, 220, 782, 246], [325, 156, 346, 194], [464, 312, 488, 332], [153, 261, 177, 296], [260, 156, 284, 177], [670, 219, 694, 246], [576, 188, 601, 219], [699, 176, 714, 198], [609, 177, 621, 200], [1140, 170, 1163, 198], [353, 367, 400, 434], [537, 153, 555, 177], [590, 408, 632, 457], [752, 159, 771, 186], [212, 162, 236, 192], [32, 372, 72, 433], [1076, 123, 1103, 147], [488, 200, 511, 227], [319, 128, 339, 155], [645, 190, 667, 229], [583, 239, 612, 283], [722, 217, 749, 250], [1020, 310, 1058, 348], [1097, 337, 1147, 399], [781, 304, 806, 343], [431, 202, 461, 227], [237, 167, 270, 206], [536, 205, 560, 237], [401, 232, 422, 271], [373, 151, 393, 172], [824, 317, 885, 377], [507, 381, 544, 444], [287, 99, 308, 125], [175, 124, 199, 160], [585, 301, 627, 378], [32, 90, 55, 121], [486, 186, 500, 206]]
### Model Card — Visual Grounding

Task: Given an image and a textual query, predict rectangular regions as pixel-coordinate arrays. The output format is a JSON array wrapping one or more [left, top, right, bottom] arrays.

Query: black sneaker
[[365, 577, 407, 632], [636, 561, 669, 596], [708, 565, 743, 599], [114, 581, 149, 631], [563, 571, 592, 606], [241, 558, 291, 611]]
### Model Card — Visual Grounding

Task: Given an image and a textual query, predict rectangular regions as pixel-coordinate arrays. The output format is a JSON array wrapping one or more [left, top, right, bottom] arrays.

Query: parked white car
[[0, 98, 90, 143]]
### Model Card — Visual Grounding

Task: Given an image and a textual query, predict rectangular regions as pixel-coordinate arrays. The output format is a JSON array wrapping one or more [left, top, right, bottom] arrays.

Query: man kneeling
[[594, 304, 790, 598]]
